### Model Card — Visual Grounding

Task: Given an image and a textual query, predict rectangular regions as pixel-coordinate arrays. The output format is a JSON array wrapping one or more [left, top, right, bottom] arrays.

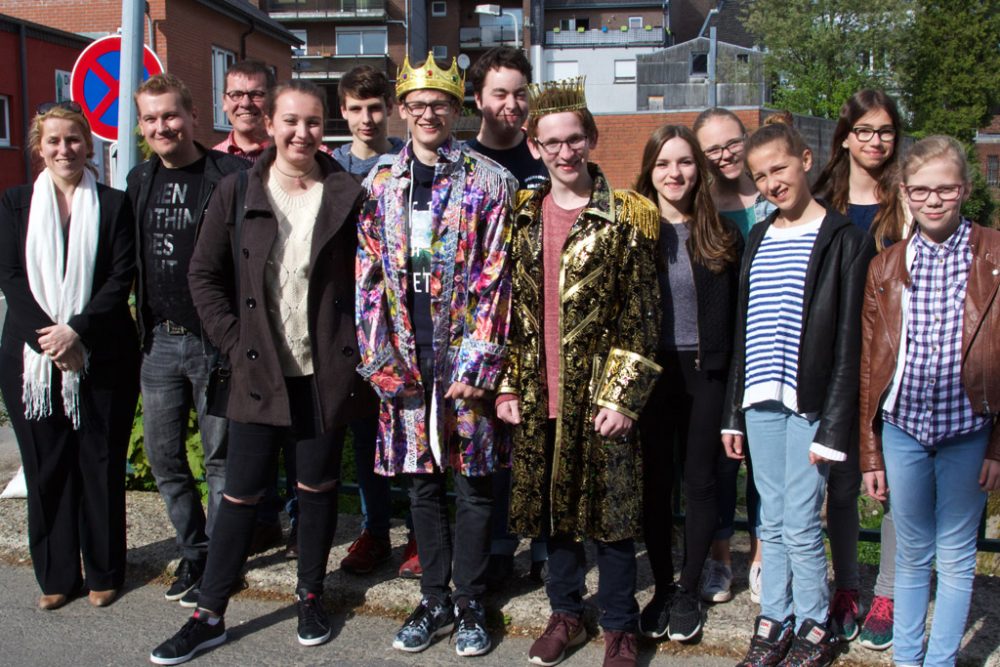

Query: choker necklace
[[272, 161, 316, 189]]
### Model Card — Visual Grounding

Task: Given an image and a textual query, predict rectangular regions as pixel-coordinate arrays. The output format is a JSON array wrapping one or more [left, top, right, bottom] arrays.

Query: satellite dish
[[457, 53, 471, 70]]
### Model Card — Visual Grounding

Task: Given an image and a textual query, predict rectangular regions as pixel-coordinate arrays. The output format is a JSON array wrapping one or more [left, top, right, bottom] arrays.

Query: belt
[[160, 320, 191, 336]]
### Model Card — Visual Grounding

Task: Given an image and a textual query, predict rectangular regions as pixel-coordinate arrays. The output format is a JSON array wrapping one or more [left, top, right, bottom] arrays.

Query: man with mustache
[[127, 73, 248, 607]]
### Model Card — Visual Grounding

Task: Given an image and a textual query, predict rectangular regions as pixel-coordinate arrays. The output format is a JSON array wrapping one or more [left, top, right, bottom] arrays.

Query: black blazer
[[721, 206, 876, 455], [0, 181, 139, 367]]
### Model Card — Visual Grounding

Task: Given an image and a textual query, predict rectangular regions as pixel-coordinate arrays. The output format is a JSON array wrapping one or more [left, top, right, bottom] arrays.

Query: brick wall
[[591, 108, 760, 189]]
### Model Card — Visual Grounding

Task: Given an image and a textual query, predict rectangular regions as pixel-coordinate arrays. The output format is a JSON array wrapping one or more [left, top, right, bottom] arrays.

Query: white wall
[[543, 47, 659, 113]]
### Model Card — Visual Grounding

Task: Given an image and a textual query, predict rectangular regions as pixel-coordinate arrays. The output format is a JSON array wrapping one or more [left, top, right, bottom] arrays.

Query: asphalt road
[[0, 563, 736, 667]]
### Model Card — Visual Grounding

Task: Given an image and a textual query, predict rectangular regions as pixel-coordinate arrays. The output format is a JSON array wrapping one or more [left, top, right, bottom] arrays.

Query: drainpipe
[[240, 19, 256, 60], [18, 23, 31, 182], [708, 25, 717, 108]]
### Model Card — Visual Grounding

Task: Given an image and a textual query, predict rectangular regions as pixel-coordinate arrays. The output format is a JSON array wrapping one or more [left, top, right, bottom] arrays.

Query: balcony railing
[[292, 53, 392, 79], [262, 0, 386, 21], [459, 26, 519, 48], [546, 26, 667, 48]]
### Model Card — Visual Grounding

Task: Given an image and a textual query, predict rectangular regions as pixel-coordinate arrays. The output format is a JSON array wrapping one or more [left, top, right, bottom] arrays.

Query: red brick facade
[[2, 0, 294, 147]]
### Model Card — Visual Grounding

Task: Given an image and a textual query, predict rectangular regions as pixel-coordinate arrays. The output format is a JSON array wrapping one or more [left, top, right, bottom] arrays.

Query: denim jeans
[[882, 422, 988, 667], [546, 536, 638, 632], [745, 404, 829, 631], [140, 327, 227, 562], [407, 470, 493, 602]]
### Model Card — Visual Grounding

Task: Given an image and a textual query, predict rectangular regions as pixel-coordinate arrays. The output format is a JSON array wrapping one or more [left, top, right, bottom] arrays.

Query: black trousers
[[639, 350, 725, 594], [0, 349, 138, 595], [197, 375, 344, 615]]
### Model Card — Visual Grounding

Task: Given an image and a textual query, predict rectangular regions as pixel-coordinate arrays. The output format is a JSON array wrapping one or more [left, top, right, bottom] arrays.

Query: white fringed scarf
[[22, 167, 99, 429]]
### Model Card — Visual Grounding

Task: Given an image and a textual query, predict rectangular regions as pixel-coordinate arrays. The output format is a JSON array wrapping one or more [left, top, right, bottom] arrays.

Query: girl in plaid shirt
[[859, 136, 1000, 667]]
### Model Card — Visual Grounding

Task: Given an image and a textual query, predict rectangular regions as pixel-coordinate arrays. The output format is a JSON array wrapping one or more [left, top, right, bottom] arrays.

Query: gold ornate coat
[[500, 165, 662, 542]]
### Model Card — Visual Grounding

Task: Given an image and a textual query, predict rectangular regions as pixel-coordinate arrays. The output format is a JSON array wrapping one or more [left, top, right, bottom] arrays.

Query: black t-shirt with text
[[407, 159, 436, 358], [141, 155, 207, 334]]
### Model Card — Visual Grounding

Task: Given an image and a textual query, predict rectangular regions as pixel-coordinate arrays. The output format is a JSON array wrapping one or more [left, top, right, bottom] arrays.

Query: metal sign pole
[[115, 0, 144, 189]]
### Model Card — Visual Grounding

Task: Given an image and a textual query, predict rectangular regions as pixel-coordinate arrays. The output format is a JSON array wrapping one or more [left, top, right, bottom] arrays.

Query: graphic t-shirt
[[466, 134, 548, 191], [407, 159, 436, 357], [142, 156, 206, 333]]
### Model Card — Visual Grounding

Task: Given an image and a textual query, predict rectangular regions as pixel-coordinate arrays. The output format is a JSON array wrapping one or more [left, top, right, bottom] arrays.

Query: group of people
[[0, 43, 997, 667]]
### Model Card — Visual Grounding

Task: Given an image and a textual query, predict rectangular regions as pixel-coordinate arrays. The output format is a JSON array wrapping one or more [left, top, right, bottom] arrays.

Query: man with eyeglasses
[[213, 60, 274, 163], [126, 74, 248, 607], [495, 78, 661, 667], [356, 52, 516, 658]]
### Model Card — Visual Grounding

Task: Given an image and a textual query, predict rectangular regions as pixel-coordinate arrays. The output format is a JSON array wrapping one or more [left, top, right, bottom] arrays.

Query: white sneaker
[[699, 559, 733, 603], [748, 561, 762, 604]]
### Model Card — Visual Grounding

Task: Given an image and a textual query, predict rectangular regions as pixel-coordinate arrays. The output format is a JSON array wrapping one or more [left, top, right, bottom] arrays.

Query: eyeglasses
[[904, 184, 963, 202], [37, 100, 83, 115], [702, 137, 745, 162], [401, 100, 454, 117], [534, 134, 588, 156], [225, 89, 268, 102], [850, 127, 896, 142]]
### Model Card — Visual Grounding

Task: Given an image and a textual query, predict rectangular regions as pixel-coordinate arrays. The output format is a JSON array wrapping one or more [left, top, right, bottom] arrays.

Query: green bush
[[126, 396, 207, 498]]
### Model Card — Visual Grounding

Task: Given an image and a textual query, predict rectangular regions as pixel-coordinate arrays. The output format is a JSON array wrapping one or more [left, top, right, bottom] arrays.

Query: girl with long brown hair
[[632, 124, 742, 641]]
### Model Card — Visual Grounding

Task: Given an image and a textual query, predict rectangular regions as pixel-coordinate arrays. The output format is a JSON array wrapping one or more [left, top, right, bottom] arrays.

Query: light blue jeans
[[882, 422, 988, 667], [745, 404, 830, 631]]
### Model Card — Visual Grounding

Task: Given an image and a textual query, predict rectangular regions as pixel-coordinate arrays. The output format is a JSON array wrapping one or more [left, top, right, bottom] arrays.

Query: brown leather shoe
[[38, 593, 68, 610], [528, 612, 586, 666], [88, 589, 118, 607], [602, 630, 638, 667]]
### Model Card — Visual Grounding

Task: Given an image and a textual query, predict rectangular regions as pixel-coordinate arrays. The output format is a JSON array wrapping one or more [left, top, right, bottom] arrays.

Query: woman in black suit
[[0, 102, 139, 610]]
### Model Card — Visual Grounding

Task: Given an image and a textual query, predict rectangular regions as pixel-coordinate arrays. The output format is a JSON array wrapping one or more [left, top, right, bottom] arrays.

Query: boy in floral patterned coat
[[355, 52, 517, 658]]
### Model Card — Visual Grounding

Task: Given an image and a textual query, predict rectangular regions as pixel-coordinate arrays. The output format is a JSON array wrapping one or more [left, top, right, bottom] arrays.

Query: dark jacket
[[722, 206, 876, 455], [859, 222, 1000, 471], [188, 147, 375, 429], [0, 182, 138, 367], [126, 143, 248, 347], [670, 215, 744, 371]]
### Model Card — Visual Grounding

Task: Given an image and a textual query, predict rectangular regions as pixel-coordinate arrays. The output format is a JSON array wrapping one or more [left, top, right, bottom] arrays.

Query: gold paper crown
[[396, 52, 465, 101], [527, 76, 588, 117]]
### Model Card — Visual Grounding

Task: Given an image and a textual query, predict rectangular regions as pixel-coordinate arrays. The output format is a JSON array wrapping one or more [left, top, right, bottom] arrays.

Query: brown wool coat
[[188, 148, 376, 430]]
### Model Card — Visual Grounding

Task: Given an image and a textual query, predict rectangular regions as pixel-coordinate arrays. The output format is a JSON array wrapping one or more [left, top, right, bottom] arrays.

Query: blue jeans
[[882, 422, 988, 667], [546, 536, 638, 632], [745, 404, 829, 630], [140, 327, 228, 562]]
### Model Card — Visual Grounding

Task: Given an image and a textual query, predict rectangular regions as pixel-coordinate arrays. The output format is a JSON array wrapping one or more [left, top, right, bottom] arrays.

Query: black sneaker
[[454, 597, 491, 656], [165, 558, 204, 601], [296, 589, 331, 646], [667, 587, 703, 641], [777, 619, 839, 667], [150, 610, 226, 665], [178, 586, 199, 609], [738, 615, 795, 667], [392, 596, 455, 652], [639, 593, 671, 639]]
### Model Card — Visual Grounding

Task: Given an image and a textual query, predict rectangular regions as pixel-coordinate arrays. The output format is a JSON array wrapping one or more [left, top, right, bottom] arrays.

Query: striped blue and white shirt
[[742, 218, 822, 413]]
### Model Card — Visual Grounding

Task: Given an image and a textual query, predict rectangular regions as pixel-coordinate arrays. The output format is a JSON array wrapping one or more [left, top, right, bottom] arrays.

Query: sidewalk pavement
[[0, 423, 997, 665]]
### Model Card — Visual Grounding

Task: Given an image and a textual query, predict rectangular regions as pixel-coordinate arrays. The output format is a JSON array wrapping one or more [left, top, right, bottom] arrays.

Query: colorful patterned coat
[[356, 138, 517, 477], [500, 165, 662, 542]]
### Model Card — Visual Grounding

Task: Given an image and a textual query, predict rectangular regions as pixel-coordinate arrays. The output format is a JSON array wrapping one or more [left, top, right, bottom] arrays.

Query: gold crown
[[396, 52, 465, 101], [527, 76, 587, 117]]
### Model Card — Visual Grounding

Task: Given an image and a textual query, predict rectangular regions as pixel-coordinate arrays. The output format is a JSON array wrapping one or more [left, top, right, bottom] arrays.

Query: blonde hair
[[900, 135, 970, 185], [28, 105, 95, 161]]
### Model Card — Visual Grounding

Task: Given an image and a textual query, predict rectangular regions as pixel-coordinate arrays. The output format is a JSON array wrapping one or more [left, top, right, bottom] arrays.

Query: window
[[432, 45, 448, 61], [614, 59, 636, 83], [431, 1, 447, 17], [690, 52, 708, 77], [0, 95, 9, 147], [478, 8, 523, 43], [988, 156, 999, 187], [558, 18, 589, 31], [336, 27, 387, 55], [290, 29, 307, 56], [628, 16, 643, 29], [647, 95, 664, 111], [736, 53, 750, 64], [212, 46, 236, 131]]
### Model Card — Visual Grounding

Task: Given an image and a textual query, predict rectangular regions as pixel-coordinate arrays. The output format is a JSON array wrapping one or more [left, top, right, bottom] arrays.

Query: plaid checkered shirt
[[884, 218, 989, 446]]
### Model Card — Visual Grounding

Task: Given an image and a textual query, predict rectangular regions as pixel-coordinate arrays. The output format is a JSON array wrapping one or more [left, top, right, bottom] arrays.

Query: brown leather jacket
[[859, 223, 1000, 472]]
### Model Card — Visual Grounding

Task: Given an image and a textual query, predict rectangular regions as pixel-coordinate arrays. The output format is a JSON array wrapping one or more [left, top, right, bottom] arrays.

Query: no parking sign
[[70, 35, 163, 142]]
